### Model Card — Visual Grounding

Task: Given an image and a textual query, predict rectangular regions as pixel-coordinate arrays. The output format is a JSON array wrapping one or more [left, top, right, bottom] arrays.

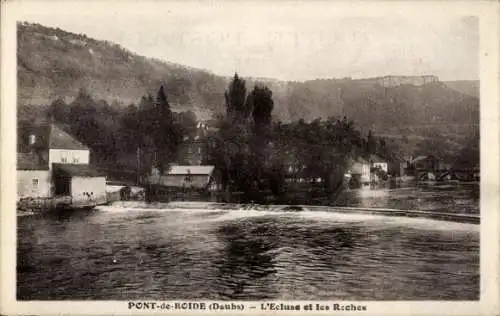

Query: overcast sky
[[17, 2, 479, 81]]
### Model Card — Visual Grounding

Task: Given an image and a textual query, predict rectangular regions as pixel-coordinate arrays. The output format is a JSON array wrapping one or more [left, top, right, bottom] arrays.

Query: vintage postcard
[[1, 0, 499, 315]]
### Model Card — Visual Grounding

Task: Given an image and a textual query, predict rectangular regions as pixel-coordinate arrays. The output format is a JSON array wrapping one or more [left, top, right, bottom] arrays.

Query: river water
[[17, 182, 479, 300]]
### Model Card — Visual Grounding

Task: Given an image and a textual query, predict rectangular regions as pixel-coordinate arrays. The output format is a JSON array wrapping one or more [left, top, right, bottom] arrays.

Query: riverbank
[[145, 180, 478, 214]]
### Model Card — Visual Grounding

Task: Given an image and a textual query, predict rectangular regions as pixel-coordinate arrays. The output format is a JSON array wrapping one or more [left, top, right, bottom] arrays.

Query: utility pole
[[136, 147, 140, 186]]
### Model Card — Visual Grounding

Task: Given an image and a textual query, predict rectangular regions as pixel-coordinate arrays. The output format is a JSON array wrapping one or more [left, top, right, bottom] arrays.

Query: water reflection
[[17, 184, 479, 300], [215, 218, 278, 299], [337, 181, 479, 214]]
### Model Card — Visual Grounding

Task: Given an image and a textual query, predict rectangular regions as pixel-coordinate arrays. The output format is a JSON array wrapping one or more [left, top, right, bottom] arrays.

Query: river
[[17, 182, 479, 300]]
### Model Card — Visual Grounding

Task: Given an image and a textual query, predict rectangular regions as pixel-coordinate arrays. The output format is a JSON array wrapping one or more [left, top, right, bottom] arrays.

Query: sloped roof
[[150, 165, 215, 189], [347, 156, 368, 166], [411, 155, 443, 163], [350, 163, 366, 175], [346, 156, 369, 175], [166, 165, 215, 175], [49, 124, 88, 150], [17, 153, 49, 170], [368, 154, 386, 163], [153, 174, 212, 189], [411, 156, 430, 163], [53, 163, 105, 177], [18, 123, 88, 151]]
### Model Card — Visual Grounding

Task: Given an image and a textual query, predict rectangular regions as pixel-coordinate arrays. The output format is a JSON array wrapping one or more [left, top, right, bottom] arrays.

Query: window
[[72, 157, 79, 163], [60, 151, 68, 163], [32, 178, 39, 189]]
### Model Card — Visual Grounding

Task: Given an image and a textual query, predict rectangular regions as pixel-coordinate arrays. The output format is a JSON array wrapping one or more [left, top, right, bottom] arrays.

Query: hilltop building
[[17, 123, 106, 204], [377, 75, 439, 88]]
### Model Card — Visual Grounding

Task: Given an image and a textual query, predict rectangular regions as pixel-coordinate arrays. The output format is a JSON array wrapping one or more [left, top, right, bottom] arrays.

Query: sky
[[15, 1, 479, 81]]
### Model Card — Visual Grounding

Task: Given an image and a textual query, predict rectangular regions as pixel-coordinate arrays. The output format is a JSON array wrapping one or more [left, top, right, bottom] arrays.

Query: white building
[[17, 123, 106, 203]]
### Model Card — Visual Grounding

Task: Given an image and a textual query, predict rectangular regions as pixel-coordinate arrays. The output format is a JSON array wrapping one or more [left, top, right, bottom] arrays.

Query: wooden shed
[[149, 165, 219, 191]]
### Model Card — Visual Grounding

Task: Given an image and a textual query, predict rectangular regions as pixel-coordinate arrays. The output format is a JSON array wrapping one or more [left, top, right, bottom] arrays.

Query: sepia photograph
[[1, 0, 499, 315]]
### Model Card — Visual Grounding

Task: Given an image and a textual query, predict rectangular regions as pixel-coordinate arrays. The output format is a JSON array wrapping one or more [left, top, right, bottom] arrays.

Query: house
[[17, 123, 106, 205], [18, 123, 90, 166], [368, 154, 388, 173], [52, 164, 107, 205], [177, 122, 212, 165], [149, 165, 219, 192], [399, 161, 409, 177], [384, 154, 404, 176], [17, 152, 50, 199], [177, 140, 206, 165], [346, 157, 371, 184], [410, 155, 443, 172]]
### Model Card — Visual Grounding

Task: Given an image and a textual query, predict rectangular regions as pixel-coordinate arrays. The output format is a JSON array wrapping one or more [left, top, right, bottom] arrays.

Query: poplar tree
[[225, 73, 250, 124], [153, 85, 181, 174]]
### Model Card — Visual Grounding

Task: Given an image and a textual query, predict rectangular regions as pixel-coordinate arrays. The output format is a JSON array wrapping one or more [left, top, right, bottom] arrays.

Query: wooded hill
[[17, 22, 479, 162]]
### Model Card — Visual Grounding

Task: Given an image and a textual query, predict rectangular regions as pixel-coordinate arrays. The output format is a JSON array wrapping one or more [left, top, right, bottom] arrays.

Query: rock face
[[375, 75, 440, 87], [17, 21, 479, 161]]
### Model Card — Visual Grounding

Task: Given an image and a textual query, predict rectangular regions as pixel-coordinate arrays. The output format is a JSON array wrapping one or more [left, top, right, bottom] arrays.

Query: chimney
[[28, 133, 41, 165], [28, 134, 37, 156], [29, 134, 36, 146]]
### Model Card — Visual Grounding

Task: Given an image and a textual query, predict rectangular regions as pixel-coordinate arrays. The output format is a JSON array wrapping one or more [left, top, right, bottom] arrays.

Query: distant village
[[14, 20, 480, 212], [17, 115, 479, 212]]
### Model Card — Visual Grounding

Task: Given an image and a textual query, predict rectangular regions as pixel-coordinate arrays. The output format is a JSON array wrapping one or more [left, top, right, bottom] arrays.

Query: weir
[[302, 205, 480, 224], [111, 201, 480, 225]]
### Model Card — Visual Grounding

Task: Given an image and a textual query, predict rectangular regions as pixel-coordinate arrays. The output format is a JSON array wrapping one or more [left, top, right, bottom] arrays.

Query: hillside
[[17, 22, 479, 160], [17, 22, 228, 119], [443, 80, 480, 98]]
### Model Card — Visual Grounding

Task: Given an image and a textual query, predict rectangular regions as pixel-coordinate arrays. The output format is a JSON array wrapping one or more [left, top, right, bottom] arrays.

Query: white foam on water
[[297, 209, 478, 232], [396, 216, 479, 232], [97, 203, 223, 215], [95, 202, 478, 232], [167, 201, 220, 209], [298, 210, 389, 223], [204, 208, 290, 223], [97, 201, 173, 211]]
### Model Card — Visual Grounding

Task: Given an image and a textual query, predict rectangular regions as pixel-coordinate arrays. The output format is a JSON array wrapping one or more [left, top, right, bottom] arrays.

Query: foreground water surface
[[17, 183, 479, 300]]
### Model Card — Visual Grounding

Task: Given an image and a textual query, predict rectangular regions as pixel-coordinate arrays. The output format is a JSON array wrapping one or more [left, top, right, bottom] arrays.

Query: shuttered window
[[61, 151, 68, 163]]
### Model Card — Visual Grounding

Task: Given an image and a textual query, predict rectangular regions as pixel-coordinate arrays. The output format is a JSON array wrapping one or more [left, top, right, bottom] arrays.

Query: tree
[[246, 85, 276, 195], [175, 110, 198, 139], [250, 85, 274, 135], [118, 103, 139, 151], [48, 98, 68, 122], [152, 85, 182, 174], [366, 130, 377, 156], [225, 73, 249, 124], [209, 74, 254, 200]]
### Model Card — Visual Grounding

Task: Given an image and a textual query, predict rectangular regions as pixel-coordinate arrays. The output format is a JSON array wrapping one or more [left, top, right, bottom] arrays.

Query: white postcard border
[[1, 1, 499, 315]]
